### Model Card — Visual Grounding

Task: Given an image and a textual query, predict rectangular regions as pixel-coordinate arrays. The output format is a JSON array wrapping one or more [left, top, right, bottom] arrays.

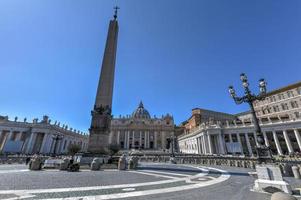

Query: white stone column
[[294, 129, 301, 152], [283, 130, 294, 154], [162, 131, 166, 150], [57, 138, 63, 154], [25, 132, 36, 154], [154, 131, 157, 149], [0, 130, 4, 150], [123, 131, 127, 149], [229, 134, 233, 142], [218, 134, 225, 154], [127, 131, 130, 149], [199, 136, 202, 154], [146, 131, 149, 149], [236, 133, 244, 154], [39, 133, 48, 154], [207, 134, 213, 154], [273, 131, 283, 156], [245, 133, 253, 156], [196, 137, 200, 154], [203, 135, 208, 154], [139, 131, 142, 148], [200, 136, 204, 154], [144, 131, 147, 149], [108, 131, 112, 144], [0, 132, 9, 151], [253, 132, 259, 146], [196, 137, 199, 154], [263, 132, 269, 147], [117, 131, 120, 146], [0, 131, 10, 151], [147, 131, 150, 149], [132, 131, 135, 147]]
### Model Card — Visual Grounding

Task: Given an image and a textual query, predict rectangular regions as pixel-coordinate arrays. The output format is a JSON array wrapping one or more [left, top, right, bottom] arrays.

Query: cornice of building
[[265, 80, 301, 97], [0, 115, 88, 139], [178, 117, 301, 141]]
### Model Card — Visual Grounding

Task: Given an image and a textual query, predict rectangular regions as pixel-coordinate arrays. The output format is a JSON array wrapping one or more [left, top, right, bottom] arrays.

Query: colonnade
[[0, 129, 88, 155], [179, 128, 301, 157]]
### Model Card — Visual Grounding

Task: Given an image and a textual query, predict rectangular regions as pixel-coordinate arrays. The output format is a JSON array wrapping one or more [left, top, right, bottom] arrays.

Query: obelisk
[[88, 7, 119, 154]]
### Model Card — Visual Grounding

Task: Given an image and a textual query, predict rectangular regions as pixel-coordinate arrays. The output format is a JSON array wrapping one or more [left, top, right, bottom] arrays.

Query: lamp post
[[52, 134, 64, 156], [228, 73, 272, 163]]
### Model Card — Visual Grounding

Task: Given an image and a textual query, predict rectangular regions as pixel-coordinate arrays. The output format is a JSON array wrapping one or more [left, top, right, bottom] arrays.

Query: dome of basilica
[[132, 101, 151, 119]]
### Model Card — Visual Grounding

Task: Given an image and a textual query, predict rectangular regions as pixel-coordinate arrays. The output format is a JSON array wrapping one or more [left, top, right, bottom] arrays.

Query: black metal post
[[229, 73, 272, 164], [171, 136, 175, 157]]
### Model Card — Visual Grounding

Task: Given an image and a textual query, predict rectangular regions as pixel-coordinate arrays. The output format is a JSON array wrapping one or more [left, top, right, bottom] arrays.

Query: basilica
[[109, 101, 174, 151]]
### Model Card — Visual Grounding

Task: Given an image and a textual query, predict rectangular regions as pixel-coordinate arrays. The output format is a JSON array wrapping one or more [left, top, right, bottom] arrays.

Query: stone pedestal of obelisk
[[87, 11, 119, 154]]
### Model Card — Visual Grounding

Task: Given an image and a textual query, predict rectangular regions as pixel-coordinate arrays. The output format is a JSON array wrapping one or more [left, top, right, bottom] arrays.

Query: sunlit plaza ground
[[0, 162, 300, 200]]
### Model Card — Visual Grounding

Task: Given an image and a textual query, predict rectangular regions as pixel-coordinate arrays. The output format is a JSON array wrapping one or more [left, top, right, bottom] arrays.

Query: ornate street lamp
[[52, 134, 64, 156], [229, 73, 272, 163]]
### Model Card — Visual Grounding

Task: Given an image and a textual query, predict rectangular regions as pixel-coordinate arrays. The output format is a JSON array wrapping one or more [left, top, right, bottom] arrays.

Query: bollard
[[90, 158, 101, 171], [292, 166, 301, 179], [128, 158, 134, 170], [118, 155, 126, 170]]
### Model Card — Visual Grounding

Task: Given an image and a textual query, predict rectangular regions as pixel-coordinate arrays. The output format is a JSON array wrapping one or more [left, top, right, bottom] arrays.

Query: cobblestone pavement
[[0, 163, 298, 200]]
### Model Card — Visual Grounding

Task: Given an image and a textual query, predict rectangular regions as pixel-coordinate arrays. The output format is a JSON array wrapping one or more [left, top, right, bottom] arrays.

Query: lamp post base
[[256, 146, 273, 164], [254, 164, 292, 194]]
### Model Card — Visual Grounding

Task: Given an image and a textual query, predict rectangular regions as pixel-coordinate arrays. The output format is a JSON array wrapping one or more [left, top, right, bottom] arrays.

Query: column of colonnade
[[272, 131, 283, 155], [224, 129, 301, 156], [236, 133, 244, 155], [245, 133, 253, 156]]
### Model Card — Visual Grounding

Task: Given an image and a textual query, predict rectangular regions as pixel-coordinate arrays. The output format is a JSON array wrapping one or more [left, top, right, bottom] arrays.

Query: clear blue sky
[[0, 0, 300, 132]]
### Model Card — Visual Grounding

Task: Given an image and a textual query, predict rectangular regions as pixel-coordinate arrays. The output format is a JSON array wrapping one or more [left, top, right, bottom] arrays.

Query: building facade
[[0, 115, 88, 155], [181, 108, 237, 134], [109, 102, 175, 151], [253, 81, 301, 121], [178, 81, 301, 156]]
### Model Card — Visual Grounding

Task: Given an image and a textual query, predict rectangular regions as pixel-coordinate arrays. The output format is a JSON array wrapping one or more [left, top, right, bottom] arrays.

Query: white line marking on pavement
[[128, 170, 181, 179], [40, 167, 230, 200], [0, 169, 29, 174], [122, 188, 135, 191], [138, 170, 192, 177], [0, 166, 207, 195], [0, 165, 229, 200]]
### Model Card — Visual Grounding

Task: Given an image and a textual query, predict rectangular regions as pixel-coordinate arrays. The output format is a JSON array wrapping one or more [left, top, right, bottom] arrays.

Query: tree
[[67, 144, 81, 156], [108, 144, 120, 156]]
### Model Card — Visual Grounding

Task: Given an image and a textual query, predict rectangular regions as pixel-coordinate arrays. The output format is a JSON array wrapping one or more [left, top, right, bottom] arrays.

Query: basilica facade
[[109, 102, 174, 151]]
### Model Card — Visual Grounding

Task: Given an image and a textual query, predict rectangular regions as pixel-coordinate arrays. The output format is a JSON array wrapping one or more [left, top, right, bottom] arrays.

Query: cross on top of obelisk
[[113, 6, 120, 20]]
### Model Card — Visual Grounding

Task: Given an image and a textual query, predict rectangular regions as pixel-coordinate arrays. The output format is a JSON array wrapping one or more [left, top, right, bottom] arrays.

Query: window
[[291, 101, 299, 108], [272, 96, 277, 102], [281, 103, 289, 110], [278, 94, 282, 100], [273, 105, 280, 112]]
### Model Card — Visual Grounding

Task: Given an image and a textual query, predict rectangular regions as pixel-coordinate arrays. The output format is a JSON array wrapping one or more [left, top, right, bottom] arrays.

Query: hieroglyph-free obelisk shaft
[[88, 12, 119, 153]]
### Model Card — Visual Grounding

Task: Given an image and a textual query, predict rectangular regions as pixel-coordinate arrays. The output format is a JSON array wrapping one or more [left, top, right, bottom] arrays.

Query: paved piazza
[[0, 163, 276, 200]]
